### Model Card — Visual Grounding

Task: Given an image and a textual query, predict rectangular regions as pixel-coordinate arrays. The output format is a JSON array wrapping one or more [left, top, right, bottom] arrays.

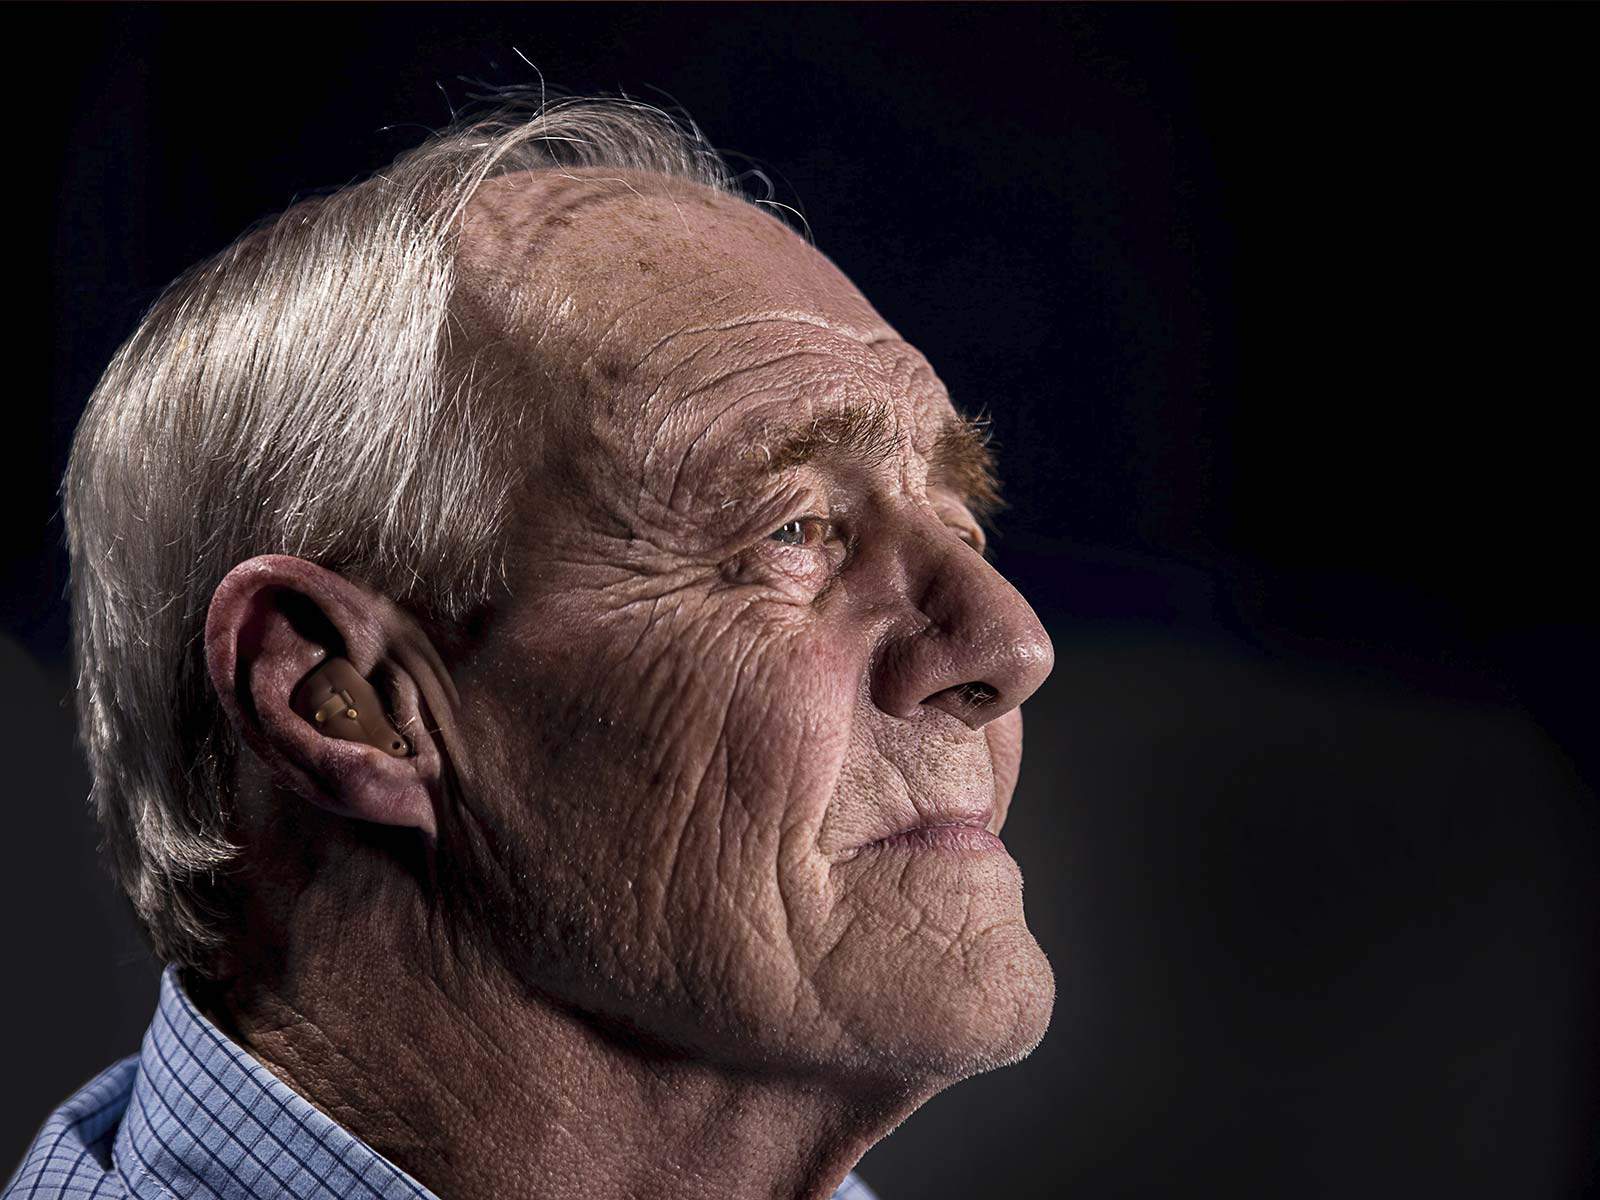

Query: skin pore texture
[[197, 167, 1056, 1200]]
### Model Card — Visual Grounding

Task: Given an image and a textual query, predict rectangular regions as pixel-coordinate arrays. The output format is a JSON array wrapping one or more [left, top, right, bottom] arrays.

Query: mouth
[[846, 811, 1005, 858]]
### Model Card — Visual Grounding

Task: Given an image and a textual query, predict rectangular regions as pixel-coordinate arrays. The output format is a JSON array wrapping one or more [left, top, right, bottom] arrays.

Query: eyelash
[[768, 517, 834, 549], [765, 514, 986, 557]]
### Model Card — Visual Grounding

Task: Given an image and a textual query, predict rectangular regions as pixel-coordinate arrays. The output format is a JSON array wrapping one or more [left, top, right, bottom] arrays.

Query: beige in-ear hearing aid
[[290, 655, 412, 758]]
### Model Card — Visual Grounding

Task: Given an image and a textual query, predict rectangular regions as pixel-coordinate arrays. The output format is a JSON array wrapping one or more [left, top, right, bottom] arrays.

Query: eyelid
[[768, 507, 982, 554], [956, 525, 990, 559], [927, 496, 987, 555], [769, 515, 834, 548]]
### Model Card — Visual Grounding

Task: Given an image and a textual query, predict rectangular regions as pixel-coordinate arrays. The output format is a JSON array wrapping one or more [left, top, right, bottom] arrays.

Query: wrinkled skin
[[202, 168, 1055, 1200]]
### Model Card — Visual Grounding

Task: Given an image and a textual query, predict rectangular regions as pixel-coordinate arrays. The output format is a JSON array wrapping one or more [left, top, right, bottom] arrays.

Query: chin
[[819, 918, 1056, 1089], [916, 922, 1056, 1081]]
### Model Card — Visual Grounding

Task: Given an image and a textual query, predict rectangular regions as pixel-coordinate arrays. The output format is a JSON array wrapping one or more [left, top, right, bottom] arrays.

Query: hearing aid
[[290, 655, 412, 757]]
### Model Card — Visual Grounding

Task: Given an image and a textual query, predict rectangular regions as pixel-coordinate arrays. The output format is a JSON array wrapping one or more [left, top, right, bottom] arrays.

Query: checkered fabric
[[6, 962, 880, 1199]]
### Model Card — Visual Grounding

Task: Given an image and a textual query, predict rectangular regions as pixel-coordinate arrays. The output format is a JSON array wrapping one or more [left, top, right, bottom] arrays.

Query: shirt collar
[[114, 962, 437, 1200], [112, 961, 878, 1200]]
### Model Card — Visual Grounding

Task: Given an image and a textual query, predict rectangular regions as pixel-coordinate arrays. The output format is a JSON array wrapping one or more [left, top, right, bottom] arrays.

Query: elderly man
[[11, 95, 1055, 1200]]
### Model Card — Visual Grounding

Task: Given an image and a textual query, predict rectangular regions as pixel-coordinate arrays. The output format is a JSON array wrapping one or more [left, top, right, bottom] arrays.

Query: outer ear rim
[[203, 554, 440, 837]]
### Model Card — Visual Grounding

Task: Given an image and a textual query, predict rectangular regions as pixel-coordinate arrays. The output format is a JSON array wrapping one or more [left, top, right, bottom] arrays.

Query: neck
[[193, 839, 916, 1200]]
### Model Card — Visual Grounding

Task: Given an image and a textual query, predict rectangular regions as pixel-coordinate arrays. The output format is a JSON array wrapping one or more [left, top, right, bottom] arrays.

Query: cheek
[[622, 609, 873, 1054], [494, 590, 860, 861], [480, 594, 864, 994], [654, 617, 862, 960], [719, 627, 860, 826]]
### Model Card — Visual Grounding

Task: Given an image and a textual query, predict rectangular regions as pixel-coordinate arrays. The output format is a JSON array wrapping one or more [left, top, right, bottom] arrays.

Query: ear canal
[[291, 655, 412, 758]]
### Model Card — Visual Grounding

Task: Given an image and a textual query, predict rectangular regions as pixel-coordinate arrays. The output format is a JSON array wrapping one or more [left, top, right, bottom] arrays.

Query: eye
[[937, 510, 986, 557], [769, 517, 832, 548]]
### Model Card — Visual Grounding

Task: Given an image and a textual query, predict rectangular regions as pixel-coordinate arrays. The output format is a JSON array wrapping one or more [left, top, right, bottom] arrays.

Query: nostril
[[937, 681, 999, 711], [914, 678, 1012, 729]]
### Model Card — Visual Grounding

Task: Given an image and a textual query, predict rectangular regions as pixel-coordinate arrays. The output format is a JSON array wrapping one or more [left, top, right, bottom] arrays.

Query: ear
[[203, 554, 456, 838]]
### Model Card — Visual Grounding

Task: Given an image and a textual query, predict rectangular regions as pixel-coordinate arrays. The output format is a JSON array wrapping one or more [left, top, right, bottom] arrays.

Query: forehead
[[452, 167, 960, 472]]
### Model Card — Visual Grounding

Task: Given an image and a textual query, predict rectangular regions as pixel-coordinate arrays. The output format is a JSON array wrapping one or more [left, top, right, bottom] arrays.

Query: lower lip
[[861, 824, 1007, 854]]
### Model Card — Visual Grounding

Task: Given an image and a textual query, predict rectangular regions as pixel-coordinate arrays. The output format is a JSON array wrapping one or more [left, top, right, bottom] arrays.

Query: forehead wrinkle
[[645, 332, 986, 509], [654, 386, 790, 516], [629, 318, 884, 479], [656, 359, 858, 515], [633, 337, 725, 463], [632, 310, 891, 378], [604, 323, 846, 522], [673, 348, 841, 408], [634, 330, 855, 458], [572, 268, 748, 375]]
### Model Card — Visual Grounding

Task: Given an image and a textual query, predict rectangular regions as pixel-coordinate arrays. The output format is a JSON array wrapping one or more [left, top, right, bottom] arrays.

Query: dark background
[[4, 4, 1595, 1197]]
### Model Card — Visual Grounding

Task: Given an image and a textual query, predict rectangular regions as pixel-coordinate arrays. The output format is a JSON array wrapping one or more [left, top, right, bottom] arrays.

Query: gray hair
[[59, 92, 744, 978]]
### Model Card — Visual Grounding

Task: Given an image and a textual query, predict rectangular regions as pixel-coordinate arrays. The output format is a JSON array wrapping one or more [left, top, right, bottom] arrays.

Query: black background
[[4, 4, 1595, 1197]]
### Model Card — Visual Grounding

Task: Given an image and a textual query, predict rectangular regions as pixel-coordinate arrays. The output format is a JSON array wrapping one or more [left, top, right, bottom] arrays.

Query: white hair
[[59, 91, 744, 977]]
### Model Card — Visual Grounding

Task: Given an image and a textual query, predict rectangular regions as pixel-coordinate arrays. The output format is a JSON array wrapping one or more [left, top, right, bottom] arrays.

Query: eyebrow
[[929, 409, 1004, 524], [732, 401, 1004, 523]]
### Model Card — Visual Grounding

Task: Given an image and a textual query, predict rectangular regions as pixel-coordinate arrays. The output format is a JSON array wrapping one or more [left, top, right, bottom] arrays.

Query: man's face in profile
[[440, 167, 1055, 1087]]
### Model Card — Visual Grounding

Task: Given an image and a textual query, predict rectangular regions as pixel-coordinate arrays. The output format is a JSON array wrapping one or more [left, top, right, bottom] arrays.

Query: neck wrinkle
[[196, 877, 916, 1200]]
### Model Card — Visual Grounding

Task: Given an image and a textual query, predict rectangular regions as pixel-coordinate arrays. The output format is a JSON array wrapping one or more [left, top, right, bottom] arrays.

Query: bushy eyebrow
[[929, 409, 1004, 525], [730, 401, 1004, 523], [754, 401, 901, 474]]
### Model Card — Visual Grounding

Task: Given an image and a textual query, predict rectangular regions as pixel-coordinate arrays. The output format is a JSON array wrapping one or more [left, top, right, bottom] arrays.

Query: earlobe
[[291, 655, 413, 758]]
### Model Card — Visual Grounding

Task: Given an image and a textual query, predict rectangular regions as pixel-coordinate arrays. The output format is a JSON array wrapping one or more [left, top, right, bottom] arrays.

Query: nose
[[870, 535, 1055, 730]]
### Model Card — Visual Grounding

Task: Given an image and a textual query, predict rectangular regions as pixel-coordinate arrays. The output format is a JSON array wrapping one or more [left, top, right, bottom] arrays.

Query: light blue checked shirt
[[7, 962, 880, 1199]]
